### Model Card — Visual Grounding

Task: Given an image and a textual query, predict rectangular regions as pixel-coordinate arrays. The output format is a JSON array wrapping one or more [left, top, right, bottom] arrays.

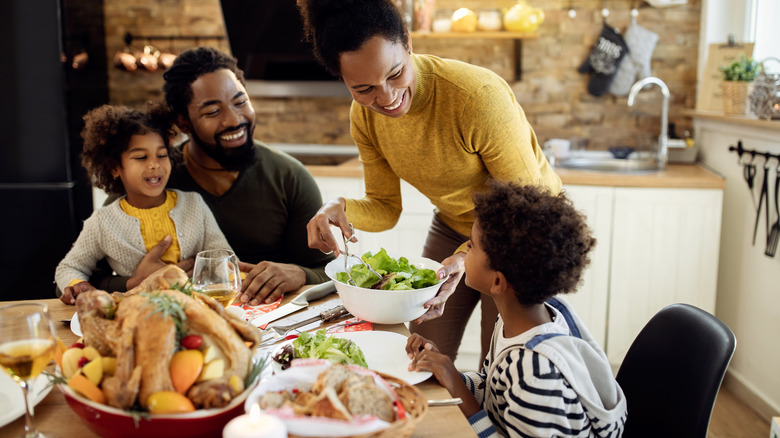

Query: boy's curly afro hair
[[80, 101, 178, 194], [472, 181, 596, 306]]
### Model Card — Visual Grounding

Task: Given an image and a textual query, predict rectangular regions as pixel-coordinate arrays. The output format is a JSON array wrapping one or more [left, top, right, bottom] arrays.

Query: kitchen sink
[[557, 157, 660, 173], [270, 143, 359, 166], [556, 150, 661, 174]]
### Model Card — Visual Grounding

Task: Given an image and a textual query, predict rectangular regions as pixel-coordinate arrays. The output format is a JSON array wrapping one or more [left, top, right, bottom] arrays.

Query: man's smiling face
[[184, 68, 257, 170]]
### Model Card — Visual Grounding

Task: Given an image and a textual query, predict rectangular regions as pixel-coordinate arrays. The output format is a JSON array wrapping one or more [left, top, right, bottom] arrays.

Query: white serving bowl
[[324, 253, 443, 324]]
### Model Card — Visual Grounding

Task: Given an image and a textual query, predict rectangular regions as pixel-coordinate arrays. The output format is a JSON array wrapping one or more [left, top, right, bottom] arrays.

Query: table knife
[[258, 305, 350, 347], [251, 280, 336, 328]]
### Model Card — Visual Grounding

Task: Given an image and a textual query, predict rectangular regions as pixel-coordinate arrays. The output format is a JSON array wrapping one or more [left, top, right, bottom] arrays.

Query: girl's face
[[464, 220, 494, 294], [112, 132, 171, 208], [339, 35, 416, 119]]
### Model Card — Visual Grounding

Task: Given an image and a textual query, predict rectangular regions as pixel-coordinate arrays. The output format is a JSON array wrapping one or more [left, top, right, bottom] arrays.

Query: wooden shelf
[[410, 31, 539, 39], [409, 31, 538, 81], [683, 109, 780, 132]]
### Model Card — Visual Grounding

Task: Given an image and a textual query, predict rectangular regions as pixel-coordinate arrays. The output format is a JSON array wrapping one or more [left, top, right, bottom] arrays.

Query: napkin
[[231, 297, 282, 325]]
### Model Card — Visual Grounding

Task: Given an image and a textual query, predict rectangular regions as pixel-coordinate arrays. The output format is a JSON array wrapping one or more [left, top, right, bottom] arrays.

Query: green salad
[[335, 248, 439, 290], [293, 329, 367, 367]]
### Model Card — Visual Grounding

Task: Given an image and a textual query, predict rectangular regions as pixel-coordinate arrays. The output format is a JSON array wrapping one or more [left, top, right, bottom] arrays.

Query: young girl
[[56, 103, 232, 304], [406, 182, 627, 437]]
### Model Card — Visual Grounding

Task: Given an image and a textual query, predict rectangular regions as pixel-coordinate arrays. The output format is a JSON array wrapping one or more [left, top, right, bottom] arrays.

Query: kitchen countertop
[[306, 159, 726, 190]]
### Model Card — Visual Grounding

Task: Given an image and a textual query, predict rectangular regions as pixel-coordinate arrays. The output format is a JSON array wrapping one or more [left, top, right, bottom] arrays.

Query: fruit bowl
[[59, 356, 267, 438], [325, 253, 443, 324]]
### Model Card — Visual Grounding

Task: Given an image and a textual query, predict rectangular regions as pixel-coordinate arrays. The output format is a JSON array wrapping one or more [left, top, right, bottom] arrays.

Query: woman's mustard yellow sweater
[[346, 54, 561, 237]]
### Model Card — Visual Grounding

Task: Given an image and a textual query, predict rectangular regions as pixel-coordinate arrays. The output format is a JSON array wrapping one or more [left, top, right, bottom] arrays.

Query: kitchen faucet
[[627, 77, 670, 170]]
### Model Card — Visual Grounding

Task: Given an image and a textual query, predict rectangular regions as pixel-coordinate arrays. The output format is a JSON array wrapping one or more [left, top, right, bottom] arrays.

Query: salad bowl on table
[[325, 250, 443, 324]]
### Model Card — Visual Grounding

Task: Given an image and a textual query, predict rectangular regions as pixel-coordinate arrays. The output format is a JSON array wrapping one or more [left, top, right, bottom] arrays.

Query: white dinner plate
[[272, 331, 432, 385], [70, 312, 82, 337], [0, 372, 54, 428]]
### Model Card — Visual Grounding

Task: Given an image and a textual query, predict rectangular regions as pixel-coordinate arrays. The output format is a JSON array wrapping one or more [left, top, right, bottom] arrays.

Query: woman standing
[[301, 0, 561, 363]]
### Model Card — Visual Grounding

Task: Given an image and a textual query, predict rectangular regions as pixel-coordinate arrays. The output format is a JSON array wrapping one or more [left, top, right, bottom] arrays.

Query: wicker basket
[[289, 372, 429, 438], [722, 80, 751, 115]]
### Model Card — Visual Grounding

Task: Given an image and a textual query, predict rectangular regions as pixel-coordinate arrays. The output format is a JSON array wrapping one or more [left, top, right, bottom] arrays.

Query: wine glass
[[0, 303, 56, 438], [192, 249, 241, 308]]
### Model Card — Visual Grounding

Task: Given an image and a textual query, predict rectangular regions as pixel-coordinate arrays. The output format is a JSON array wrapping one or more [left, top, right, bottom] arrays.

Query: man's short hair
[[162, 47, 246, 117]]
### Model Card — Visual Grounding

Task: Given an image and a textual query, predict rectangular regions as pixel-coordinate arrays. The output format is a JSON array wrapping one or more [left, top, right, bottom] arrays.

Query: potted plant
[[719, 55, 759, 115]]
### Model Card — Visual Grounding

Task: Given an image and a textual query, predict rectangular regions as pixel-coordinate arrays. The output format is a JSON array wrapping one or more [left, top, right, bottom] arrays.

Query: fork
[[341, 225, 381, 285], [258, 305, 351, 347]]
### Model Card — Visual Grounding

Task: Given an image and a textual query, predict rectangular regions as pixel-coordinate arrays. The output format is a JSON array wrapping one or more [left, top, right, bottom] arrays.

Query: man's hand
[[237, 261, 307, 306], [60, 281, 96, 305], [413, 252, 466, 325], [126, 235, 174, 290]]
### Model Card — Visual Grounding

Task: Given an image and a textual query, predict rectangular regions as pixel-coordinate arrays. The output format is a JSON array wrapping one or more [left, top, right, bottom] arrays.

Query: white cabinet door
[[606, 187, 723, 366], [560, 185, 614, 348]]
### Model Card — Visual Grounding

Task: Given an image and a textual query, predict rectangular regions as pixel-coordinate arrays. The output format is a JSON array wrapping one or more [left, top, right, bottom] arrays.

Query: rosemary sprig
[[244, 353, 269, 389], [141, 292, 188, 340], [43, 370, 67, 390], [170, 278, 196, 296]]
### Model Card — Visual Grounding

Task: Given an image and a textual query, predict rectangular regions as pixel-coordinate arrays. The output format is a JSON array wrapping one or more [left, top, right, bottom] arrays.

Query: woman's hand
[[237, 261, 307, 305], [413, 251, 466, 325], [60, 281, 96, 305], [306, 197, 354, 256]]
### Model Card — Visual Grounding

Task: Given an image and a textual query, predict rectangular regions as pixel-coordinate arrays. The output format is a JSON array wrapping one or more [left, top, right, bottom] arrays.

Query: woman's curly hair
[[297, 0, 409, 76], [80, 101, 178, 194], [472, 181, 596, 306]]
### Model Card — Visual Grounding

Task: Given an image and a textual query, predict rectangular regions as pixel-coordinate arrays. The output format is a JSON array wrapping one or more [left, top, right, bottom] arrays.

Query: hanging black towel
[[578, 24, 629, 97]]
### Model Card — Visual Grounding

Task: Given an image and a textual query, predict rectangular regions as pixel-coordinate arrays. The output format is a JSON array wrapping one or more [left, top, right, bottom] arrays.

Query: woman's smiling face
[[339, 35, 416, 118]]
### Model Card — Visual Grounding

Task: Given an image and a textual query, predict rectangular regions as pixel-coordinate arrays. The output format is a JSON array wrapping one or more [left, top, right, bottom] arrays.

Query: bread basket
[[288, 371, 428, 438]]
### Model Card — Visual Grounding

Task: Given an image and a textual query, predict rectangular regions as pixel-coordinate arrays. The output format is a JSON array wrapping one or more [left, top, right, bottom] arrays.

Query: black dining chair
[[615, 303, 737, 438]]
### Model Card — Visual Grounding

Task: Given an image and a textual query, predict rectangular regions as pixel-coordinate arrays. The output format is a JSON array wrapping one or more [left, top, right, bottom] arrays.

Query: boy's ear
[[490, 271, 509, 296], [176, 114, 192, 134]]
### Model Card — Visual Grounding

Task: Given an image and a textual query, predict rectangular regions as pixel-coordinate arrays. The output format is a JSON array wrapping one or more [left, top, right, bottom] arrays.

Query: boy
[[407, 181, 627, 437]]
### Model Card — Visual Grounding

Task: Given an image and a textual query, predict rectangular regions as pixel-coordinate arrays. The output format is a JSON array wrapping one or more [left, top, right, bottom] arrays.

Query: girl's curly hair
[[80, 101, 178, 194], [297, 0, 409, 76], [472, 181, 596, 306]]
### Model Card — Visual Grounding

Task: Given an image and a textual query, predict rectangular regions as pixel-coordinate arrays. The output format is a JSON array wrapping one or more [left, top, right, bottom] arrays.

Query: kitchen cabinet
[[565, 184, 723, 368]]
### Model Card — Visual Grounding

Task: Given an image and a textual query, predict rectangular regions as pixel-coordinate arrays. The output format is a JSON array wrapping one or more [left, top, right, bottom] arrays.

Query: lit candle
[[222, 404, 287, 438]]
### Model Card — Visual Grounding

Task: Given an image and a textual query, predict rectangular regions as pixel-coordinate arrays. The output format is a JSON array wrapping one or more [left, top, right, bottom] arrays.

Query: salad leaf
[[291, 329, 368, 368], [336, 248, 439, 290]]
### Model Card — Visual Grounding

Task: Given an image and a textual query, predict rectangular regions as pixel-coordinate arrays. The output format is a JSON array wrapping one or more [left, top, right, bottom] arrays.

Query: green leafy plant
[[720, 55, 760, 81]]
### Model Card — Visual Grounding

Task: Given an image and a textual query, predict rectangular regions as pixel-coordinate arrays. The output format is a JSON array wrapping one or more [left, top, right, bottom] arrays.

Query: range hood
[[220, 0, 349, 97]]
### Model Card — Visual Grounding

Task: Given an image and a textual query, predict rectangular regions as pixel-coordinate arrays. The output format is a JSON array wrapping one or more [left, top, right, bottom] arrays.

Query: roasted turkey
[[75, 265, 262, 410]]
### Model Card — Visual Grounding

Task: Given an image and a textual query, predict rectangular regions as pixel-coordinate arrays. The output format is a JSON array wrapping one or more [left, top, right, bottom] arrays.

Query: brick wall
[[105, 0, 701, 149]]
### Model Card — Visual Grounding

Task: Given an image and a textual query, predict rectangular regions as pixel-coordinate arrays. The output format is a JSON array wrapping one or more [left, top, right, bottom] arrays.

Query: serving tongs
[[341, 225, 381, 286]]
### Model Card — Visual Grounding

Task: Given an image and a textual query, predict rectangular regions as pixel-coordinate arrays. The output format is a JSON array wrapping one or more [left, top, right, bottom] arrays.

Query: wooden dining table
[[0, 291, 477, 438]]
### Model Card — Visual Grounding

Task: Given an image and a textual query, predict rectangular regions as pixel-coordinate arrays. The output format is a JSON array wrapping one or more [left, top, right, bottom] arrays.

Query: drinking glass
[[0, 303, 56, 438], [192, 249, 241, 308]]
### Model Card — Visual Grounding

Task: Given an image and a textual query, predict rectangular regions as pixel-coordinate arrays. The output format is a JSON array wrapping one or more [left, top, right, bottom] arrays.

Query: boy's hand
[[405, 333, 440, 358], [60, 281, 96, 305], [127, 235, 173, 290], [407, 340, 461, 392]]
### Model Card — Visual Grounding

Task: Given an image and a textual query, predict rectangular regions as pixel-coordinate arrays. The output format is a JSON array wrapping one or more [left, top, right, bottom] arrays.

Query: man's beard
[[189, 122, 257, 171]]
